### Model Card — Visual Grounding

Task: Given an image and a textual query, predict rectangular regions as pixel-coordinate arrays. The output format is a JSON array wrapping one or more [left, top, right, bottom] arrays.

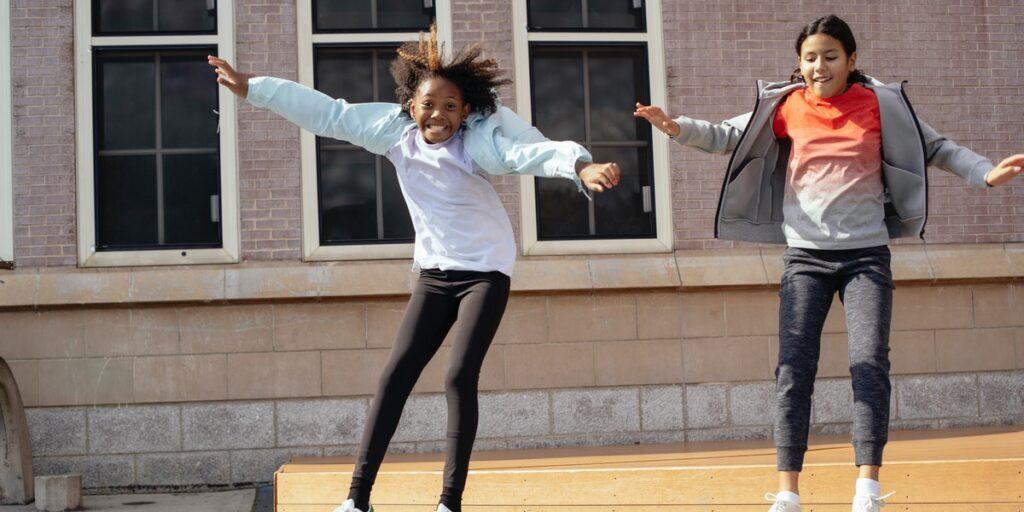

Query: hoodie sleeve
[[670, 113, 749, 155], [479, 106, 591, 194], [246, 76, 411, 156], [918, 120, 994, 188]]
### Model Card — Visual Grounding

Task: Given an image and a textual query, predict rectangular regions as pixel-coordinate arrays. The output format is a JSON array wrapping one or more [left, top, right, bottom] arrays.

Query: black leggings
[[348, 268, 511, 504]]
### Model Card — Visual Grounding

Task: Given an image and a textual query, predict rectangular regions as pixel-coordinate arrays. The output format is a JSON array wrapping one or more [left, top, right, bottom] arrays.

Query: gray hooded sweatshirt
[[671, 80, 994, 246]]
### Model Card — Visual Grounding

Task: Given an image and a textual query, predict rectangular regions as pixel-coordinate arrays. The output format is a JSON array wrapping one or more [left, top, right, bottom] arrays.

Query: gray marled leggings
[[775, 245, 893, 471]]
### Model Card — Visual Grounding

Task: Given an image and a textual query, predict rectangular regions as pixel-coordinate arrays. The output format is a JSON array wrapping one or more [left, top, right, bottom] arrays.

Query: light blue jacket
[[246, 76, 592, 192]]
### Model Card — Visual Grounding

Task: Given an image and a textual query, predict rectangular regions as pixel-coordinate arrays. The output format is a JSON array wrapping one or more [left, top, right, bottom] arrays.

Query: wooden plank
[[275, 428, 1024, 510], [276, 460, 1024, 506], [277, 505, 1024, 512]]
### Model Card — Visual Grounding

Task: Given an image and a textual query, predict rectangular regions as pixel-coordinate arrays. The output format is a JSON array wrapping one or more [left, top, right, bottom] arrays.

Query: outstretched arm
[[634, 102, 744, 154], [207, 55, 409, 155], [985, 154, 1024, 186]]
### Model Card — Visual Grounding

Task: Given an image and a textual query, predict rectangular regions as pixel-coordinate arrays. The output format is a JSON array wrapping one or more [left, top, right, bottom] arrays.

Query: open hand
[[208, 55, 249, 99], [577, 162, 621, 193], [985, 154, 1024, 186], [634, 102, 680, 138]]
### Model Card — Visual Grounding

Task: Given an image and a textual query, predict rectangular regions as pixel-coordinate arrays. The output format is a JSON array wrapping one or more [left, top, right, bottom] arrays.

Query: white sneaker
[[333, 499, 373, 512], [765, 493, 801, 512], [436, 504, 454, 512], [852, 492, 894, 512]]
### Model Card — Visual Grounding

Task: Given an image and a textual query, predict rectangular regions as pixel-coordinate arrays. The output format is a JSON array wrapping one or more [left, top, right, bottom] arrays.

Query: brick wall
[[235, 0, 302, 261], [6, 0, 1022, 266], [452, 0, 522, 244], [10, 0, 76, 267]]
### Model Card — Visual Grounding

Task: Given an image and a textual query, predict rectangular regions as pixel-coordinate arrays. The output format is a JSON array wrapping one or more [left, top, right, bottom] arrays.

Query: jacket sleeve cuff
[[245, 76, 277, 108]]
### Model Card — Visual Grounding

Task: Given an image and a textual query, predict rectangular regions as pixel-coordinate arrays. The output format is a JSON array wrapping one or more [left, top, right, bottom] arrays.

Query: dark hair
[[789, 15, 870, 85], [391, 24, 511, 116]]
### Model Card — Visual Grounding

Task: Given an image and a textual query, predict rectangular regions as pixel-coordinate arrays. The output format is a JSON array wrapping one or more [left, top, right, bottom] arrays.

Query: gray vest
[[714, 80, 929, 244]]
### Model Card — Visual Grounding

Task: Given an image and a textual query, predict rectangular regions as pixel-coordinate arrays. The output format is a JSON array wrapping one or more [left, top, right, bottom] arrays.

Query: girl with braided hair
[[209, 25, 619, 512]]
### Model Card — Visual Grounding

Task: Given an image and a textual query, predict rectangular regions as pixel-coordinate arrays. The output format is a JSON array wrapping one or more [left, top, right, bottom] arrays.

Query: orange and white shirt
[[773, 84, 889, 249]]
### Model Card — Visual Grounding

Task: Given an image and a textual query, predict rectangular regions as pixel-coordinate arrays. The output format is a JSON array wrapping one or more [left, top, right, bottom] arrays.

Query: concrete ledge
[[1, 243, 1023, 309]]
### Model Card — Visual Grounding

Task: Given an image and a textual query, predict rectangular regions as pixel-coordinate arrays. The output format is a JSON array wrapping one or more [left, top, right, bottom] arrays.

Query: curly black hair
[[391, 24, 511, 116]]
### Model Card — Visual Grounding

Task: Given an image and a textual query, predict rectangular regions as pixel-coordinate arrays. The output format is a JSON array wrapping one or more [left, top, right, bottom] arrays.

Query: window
[[513, 0, 672, 255], [297, 1, 452, 261], [74, 0, 239, 267], [0, 0, 11, 266]]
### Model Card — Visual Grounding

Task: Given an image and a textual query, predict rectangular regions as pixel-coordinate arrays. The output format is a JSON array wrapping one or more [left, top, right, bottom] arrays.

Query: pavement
[[0, 485, 272, 512]]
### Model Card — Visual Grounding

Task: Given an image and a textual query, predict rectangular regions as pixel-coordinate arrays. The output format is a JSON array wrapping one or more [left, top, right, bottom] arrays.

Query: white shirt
[[387, 126, 517, 277]]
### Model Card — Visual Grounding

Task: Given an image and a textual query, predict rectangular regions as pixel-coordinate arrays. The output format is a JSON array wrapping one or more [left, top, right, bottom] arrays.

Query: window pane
[[527, 0, 582, 30], [96, 155, 158, 248], [591, 146, 653, 236], [536, 176, 590, 238], [95, 0, 215, 34], [377, 52, 399, 102], [528, 0, 643, 30], [98, 55, 156, 150], [532, 45, 655, 240], [378, 0, 434, 30], [94, 48, 223, 251], [96, 0, 152, 33], [588, 0, 644, 29], [163, 153, 221, 245], [381, 160, 414, 239], [319, 149, 379, 243], [157, 0, 216, 32], [315, 0, 372, 32], [161, 53, 219, 149], [530, 48, 585, 141], [314, 0, 433, 32], [316, 46, 412, 244], [588, 48, 647, 142], [316, 49, 376, 102]]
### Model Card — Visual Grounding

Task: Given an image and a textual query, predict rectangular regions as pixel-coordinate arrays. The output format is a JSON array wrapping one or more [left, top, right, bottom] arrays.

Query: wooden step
[[275, 427, 1024, 511]]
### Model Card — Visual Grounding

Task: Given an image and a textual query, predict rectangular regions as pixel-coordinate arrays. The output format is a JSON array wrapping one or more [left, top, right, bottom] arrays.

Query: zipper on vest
[[714, 82, 762, 239], [897, 81, 930, 239]]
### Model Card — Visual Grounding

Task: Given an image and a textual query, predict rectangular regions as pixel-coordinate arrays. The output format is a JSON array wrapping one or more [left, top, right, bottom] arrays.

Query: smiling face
[[409, 77, 471, 144], [798, 33, 857, 99]]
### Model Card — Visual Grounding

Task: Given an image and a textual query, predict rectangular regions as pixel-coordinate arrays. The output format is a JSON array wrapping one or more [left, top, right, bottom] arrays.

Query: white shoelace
[[764, 492, 800, 512], [853, 491, 895, 511]]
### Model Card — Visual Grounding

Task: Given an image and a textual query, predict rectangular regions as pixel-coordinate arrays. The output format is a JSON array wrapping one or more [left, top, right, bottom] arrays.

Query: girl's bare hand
[[576, 161, 621, 193], [985, 154, 1024, 186], [634, 102, 681, 138], [208, 55, 249, 99]]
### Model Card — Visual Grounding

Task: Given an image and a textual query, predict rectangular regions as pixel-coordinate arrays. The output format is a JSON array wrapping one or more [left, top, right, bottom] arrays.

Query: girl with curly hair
[[209, 24, 619, 512]]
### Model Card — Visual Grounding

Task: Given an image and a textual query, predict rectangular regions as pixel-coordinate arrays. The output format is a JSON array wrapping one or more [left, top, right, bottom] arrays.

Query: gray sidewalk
[[0, 488, 260, 512]]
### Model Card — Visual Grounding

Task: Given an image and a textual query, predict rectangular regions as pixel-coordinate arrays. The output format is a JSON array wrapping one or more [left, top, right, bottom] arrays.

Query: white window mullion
[[74, 0, 98, 265], [215, 0, 240, 264], [0, 0, 12, 265]]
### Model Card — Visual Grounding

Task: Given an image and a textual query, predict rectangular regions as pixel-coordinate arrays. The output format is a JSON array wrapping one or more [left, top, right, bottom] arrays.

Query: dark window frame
[[91, 45, 223, 251], [528, 41, 656, 241], [526, 0, 647, 33], [92, 0, 219, 36], [312, 43, 415, 246], [312, 0, 435, 34]]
